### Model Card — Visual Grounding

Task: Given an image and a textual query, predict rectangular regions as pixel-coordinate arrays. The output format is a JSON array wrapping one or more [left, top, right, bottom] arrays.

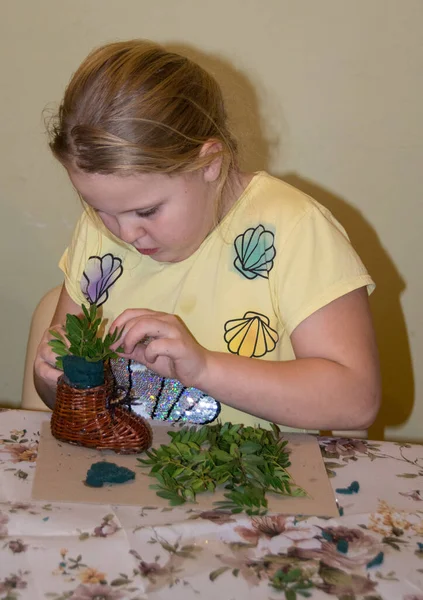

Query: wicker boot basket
[[51, 374, 152, 454]]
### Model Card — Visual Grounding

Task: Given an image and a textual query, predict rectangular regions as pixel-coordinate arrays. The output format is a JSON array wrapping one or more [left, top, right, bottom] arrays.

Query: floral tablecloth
[[1, 409, 423, 600]]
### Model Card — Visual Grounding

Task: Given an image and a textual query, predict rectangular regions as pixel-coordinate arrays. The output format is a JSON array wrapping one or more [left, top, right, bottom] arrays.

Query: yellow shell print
[[224, 311, 279, 357]]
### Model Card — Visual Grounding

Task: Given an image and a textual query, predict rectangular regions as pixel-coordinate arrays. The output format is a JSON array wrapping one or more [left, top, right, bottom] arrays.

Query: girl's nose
[[118, 220, 145, 245]]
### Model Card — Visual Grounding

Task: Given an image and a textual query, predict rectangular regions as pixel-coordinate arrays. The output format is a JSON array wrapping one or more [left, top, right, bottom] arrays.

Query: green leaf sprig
[[48, 303, 123, 369], [138, 422, 307, 515]]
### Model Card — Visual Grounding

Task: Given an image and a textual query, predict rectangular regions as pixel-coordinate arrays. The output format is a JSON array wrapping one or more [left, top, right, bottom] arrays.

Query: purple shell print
[[81, 254, 123, 306]]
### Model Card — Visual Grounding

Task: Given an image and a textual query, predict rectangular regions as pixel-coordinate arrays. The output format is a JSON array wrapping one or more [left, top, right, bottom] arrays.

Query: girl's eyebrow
[[125, 201, 162, 214], [90, 201, 163, 216], [79, 190, 162, 215]]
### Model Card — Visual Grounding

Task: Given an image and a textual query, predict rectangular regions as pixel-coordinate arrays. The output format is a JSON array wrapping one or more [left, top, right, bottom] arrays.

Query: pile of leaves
[[138, 422, 306, 515]]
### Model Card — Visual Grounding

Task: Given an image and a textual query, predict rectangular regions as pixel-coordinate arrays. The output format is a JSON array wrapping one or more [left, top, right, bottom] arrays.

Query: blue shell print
[[234, 225, 276, 279], [81, 254, 123, 307], [224, 311, 279, 358]]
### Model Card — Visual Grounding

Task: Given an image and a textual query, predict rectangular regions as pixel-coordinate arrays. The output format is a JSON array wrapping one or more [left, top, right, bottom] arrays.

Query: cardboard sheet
[[32, 421, 338, 517]]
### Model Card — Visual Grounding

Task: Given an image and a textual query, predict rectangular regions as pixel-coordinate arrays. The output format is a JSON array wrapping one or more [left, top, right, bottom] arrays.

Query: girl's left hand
[[110, 309, 209, 387]]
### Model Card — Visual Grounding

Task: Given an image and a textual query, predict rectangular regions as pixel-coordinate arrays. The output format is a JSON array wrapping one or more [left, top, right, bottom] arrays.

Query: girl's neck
[[219, 170, 255, 221]]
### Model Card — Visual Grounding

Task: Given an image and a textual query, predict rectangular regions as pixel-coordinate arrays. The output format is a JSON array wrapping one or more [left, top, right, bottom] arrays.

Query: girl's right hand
[[34, 325, 65, 388]]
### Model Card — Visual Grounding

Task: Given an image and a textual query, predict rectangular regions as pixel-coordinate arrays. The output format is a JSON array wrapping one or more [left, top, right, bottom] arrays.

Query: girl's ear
[[199, 140, 224, 183]]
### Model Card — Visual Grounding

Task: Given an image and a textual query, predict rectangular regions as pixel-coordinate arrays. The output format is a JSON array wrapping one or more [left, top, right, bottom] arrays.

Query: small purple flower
[[0, 571, 28, 594], [7, 539, 28, 553], [81, 254, 123, 307], [320, 438, 369, 458], [139, 561, 169, 580], [69, 583, 125, 600], [92, 515, 120, 537], [10, 502, 33, 511], [400, 490, 423, 502], [197, 510, 236, 525], [290, 525, 382, 571], [0, 511, 9, 538]]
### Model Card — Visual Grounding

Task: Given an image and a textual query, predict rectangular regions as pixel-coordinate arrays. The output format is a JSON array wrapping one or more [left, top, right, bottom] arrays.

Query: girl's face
[[67, 168, 220, 263]]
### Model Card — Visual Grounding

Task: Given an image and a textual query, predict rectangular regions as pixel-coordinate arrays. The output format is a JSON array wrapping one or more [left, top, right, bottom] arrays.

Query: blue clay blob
[[85, 461, 135, 487], [335, 480, 360, 495]]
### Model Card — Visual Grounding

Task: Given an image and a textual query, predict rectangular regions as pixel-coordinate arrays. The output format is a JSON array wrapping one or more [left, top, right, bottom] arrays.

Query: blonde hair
[[49, 40, 238, 205]]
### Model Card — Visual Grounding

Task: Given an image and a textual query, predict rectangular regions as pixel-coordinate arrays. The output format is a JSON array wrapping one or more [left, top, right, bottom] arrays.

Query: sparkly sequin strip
[[110, 358, 221, 424]]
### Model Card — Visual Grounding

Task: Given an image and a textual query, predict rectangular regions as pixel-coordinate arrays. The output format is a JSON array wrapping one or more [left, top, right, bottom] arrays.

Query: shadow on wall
[[164, 42, 273, 172], [282, 174, 414, 441]]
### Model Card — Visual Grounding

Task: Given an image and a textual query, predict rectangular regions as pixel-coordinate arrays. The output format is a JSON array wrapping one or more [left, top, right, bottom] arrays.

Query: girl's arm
[[33, 284, 81, 409], [199, 287, 380, 430], [112, 286, 380, 430]]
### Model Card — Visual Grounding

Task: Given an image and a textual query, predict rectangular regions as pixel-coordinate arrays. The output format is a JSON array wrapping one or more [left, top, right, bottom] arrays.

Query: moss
[[85, 461, 135, 487], [335, 480, 360, 495]]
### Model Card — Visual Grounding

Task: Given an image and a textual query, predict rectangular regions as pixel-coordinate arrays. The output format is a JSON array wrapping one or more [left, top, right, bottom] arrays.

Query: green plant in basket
[[48, 303, 123, 388]]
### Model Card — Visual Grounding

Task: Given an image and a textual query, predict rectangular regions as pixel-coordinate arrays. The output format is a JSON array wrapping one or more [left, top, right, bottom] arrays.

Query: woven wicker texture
[[51, 375, 152, 454]]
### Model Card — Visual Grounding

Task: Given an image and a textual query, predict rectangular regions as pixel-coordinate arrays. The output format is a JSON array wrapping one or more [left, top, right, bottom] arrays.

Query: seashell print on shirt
[[81, 253, 123, 307], [224, 311, 279, 358], [233, 224, 276, 280]]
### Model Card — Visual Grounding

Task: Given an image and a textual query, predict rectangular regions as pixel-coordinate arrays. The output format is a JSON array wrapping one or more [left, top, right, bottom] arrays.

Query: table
[[1, 409, 423, 600]]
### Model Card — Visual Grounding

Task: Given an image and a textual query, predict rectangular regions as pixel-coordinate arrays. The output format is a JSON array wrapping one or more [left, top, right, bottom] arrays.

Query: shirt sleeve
[[58, 209, 99, 306], [271, 200, 375, 335]]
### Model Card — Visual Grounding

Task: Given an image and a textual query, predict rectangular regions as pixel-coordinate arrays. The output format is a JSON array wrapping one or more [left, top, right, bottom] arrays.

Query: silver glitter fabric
[[110, 358, 221, 424]]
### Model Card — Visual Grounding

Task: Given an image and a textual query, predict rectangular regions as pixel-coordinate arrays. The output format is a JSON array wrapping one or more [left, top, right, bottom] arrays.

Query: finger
[[143, 338, 183, 364], [38, 336, 60, 365], [36, 359, 62, 384], [117, 318, 177, 354], [48, 323, 67, 337], [110, 309, 168, 332], [38, 346, 59, 368]]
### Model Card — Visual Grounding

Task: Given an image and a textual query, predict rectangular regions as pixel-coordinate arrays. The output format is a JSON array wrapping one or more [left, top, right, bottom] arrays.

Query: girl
[[34, 39, 380, 431]]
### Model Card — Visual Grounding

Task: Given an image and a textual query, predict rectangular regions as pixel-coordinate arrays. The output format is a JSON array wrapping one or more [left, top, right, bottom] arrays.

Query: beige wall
[[1, 0, 421, 440]]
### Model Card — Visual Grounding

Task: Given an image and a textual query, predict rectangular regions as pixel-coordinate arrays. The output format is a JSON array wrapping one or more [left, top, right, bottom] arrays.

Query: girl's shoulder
[[232, 171, 330, 231], [75, 206, 121, 243], [66, 206, 138, 274], [72, 206, 135, 254]]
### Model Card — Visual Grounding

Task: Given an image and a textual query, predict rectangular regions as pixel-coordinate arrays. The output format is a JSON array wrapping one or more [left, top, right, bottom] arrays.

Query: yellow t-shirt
[[60, 171, 374, 427]]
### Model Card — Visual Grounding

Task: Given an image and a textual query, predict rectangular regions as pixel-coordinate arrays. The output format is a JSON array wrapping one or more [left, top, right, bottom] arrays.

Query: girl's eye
[[136, 206, 158, 218]]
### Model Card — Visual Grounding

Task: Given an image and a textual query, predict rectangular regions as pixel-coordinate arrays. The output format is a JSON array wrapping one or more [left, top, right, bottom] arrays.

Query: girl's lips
[[136, 247, 159, 256]]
